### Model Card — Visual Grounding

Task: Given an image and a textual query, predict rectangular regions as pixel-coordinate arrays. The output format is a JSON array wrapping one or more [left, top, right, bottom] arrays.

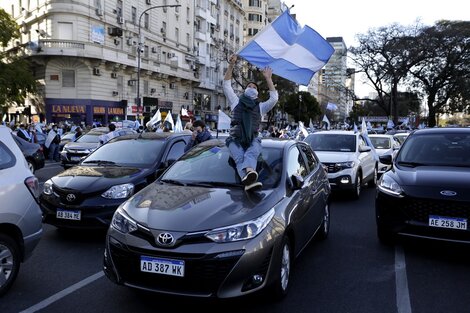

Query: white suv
[[304, 130, 378, 199], [0, 126, 43, 296]]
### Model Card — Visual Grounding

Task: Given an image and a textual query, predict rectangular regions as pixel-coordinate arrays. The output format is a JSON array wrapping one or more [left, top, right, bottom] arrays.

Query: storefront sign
[[93, 107, 106, 114], [108, 107, 124, 115], [52, 105, 86, 114]]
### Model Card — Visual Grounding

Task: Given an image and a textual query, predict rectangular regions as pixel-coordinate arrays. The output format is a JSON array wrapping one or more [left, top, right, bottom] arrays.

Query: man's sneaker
[[241, 170, 258, 186], [245, 181, 262, 192]]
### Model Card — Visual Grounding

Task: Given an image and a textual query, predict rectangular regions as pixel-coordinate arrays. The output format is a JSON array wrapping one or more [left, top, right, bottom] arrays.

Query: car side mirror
[[290, 174, 304, 190], [379, 154, 393, 165], [359, 145, 371, 153]]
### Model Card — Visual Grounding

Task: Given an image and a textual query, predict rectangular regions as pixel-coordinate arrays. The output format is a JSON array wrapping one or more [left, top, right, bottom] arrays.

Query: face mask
[[244, 87, 258, 99]]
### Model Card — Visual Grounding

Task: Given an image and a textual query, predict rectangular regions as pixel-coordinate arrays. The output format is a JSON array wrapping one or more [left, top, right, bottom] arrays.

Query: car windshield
[[305, 134, 356, 152], [76, 133, 102, 143], [397, 133, 470, 167], [370, 137, 391, 149], [83, 139, 165, 166], [161, 143, 283, 189]]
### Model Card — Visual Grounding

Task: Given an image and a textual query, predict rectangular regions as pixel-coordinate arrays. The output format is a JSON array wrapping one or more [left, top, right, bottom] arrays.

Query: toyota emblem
[[157, 233, 175, 246], [66, 194, 76, 202], [440, 190, 457, 197]]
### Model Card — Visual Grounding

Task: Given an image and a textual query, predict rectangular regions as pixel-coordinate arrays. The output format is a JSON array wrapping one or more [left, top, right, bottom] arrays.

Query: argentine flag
[[237, 9, 334, 86]]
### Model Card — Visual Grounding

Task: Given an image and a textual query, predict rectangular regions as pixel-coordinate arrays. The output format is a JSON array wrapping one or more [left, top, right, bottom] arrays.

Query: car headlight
[[101, 183, 134, 199], [111, 208, 138, 233], [378, 175, 404, 197], [205, 208, 275, 243], [335, 161, 355, 170], [43, 179, 53, 195]]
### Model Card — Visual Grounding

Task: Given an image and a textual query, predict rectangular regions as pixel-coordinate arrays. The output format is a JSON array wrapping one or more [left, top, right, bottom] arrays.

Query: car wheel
[[351, 174, 361, 200], [27, 159, 35, 173], [368, 167, 378, 188], [0, 234, 21, 296], [377, 223, 394, 245], [270, 236, 291, 300], [316, 202, 330, 240]]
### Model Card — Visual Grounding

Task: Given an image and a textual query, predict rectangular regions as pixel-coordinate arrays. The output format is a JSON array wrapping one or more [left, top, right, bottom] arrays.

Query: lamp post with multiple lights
[[136, 4, 181, 122]]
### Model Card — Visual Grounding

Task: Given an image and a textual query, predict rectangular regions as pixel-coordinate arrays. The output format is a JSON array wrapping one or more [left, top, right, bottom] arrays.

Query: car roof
[[111, 132, 191, 141], [411, 127, 470, 135], [368, 134, 394, 138], [195, 137, 295, 150], [307, 130, 359, 136]]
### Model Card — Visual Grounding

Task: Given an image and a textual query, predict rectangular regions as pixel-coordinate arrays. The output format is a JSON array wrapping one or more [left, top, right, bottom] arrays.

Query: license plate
[[140, 256, 185, 277], [71, 156, 81, 162], [56, 209, 81, 220], [429, 215, 467, 230]]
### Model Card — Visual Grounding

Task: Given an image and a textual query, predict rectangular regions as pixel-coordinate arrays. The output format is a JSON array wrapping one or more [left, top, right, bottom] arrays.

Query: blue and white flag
[[174, 114, 183, 133], [237, 9, 334, 86], [326, 102, 338, 111], [387, 119, 395, 129]]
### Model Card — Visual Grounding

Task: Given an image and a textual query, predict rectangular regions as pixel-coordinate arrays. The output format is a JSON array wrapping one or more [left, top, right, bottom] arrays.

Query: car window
[[84, 139, 165, 166], [0, 141, 15, 170], [162, 144, 282, 189], [370, 137, 391, 149], [166, 140, 186, 161], [298, 144, 318, 172], [358, 136, 368, 149], [397, 133, 470, 166], [286, 146, 308, 178], [306, 134, 356, 152], [76, 133, 101, 143]]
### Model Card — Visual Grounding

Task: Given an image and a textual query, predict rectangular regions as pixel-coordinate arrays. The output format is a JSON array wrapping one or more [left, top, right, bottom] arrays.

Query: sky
[[288, 0, 470, 96]]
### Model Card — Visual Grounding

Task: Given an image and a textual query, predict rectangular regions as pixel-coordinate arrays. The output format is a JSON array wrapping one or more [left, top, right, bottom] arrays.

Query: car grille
[[52, 185, 93, 205], [403, 198, 470, 223], [109, 242, 242, 296], [323, 162, 340, 173]]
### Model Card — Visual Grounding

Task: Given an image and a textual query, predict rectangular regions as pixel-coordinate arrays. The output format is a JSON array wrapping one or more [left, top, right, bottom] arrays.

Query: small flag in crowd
[[237, 9, 334, 86], [147, 109, 162, 129], [217, 110, 231, 130], [322, 115, 330, 130], [174, 114, 183, 133], [164, 111, 174, 130], [387, 119, 395, 129], [361, 117, 367, 135], [181, 107, 189, 117], [326, 102, 338, 111]]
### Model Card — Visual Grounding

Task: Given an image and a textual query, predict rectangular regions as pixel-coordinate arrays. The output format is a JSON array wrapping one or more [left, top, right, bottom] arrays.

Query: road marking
[[19, 271, 104, 313], [395, 246, 412, 313]]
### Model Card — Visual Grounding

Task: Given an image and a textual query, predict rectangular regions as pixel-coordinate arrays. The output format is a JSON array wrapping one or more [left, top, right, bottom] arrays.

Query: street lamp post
[[136, 4, 181, 123]]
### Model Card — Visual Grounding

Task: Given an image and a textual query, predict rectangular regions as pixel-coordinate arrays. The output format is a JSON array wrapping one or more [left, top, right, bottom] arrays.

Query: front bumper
[[375, 190, 470, 243]]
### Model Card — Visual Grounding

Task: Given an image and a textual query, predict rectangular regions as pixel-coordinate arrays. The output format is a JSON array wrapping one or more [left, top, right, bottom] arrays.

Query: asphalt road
[[2, 163, 470, 313]]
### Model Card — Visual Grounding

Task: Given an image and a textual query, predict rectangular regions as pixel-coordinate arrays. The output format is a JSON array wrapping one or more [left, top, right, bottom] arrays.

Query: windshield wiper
[[83, 160, 117, 165], [397, 161, 426, 167], [160, 179, 187, 186], [186, 181, 244, 188]]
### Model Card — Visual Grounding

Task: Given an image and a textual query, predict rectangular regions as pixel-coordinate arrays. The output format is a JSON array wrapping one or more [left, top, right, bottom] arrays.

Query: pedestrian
[[47, 125, 61, 161], [16, 124, 32, 142], [223, 54, 278, 191], [99, 123, 119, 144], [74, 127, 83, 140], [184, 120, 213, 152]]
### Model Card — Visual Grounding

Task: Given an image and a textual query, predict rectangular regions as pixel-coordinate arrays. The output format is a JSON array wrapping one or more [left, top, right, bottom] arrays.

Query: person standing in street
[[223, 54, 278, 192], [16, 124, 32, 142], [184, 120, 213, 152]]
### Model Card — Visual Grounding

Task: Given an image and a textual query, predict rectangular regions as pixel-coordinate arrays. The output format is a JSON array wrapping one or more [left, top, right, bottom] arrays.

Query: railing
[[39, 40, 85, 49]]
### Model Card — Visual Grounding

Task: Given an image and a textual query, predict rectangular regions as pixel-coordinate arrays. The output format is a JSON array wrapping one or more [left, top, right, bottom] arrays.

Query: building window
[[144, 13, 149, 29], [144, 80, 149, 95], [175, 27, 179, 42], [62, 70, 75, 87], [117, 0, 123, 16], [248, 14, 262, 22], [131, 6, 136, 24], [248, 0, 261, 7]]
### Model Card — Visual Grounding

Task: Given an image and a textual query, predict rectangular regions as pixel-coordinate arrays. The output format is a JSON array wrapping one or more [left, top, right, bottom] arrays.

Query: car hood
[[391, 166, 470, 201], [122, 183, 280, 232], [51, 166, 145, 192], [314, 151, 356, 163], [375, 148, 393, 157], [64, 142, 99, 150]]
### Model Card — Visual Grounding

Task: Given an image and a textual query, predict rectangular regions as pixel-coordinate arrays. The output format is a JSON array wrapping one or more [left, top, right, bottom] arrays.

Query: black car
[[103, 139, 331, 299], [12, 135, 45, 173], [40, 132, 191, 229], [376, 127, 470, 244]]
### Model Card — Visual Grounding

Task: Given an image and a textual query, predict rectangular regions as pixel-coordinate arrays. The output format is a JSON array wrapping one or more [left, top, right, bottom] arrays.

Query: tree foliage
[[283, 91, 321, 125], [0, 9, 37, 111]]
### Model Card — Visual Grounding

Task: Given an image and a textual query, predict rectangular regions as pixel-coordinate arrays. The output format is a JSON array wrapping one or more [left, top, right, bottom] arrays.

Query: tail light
[[24, 176, 40, 201]]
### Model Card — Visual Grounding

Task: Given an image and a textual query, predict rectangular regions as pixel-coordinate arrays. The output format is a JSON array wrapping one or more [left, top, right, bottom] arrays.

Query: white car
[[368, 134, 401, 176], [304, 130, 378, 199], [0, 126, 43, 296]]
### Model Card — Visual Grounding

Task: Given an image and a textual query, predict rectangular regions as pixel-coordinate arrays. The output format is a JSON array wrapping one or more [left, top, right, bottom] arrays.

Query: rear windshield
[[305, 134, 356, 152]]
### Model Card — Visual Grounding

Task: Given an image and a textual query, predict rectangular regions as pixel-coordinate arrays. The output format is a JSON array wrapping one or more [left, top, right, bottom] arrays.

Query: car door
[[285, 144, 317, 249], [298, 143, 327, 231], [358, 135, 375, 179]]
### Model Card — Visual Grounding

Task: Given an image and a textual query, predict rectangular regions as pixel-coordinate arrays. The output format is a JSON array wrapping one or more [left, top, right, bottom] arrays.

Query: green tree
[[283, 91, 321, 125], [0, 9, 37, 113]]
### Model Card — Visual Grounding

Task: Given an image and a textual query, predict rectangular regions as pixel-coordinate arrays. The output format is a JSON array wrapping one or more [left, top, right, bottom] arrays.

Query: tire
[[0, 234, 21, 296], [316, 202, 330, 241], [368, 167, 378, 188], [351, 174, 361, 200], [270, 236, 292, 300], [27, 159, 35, 173]]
